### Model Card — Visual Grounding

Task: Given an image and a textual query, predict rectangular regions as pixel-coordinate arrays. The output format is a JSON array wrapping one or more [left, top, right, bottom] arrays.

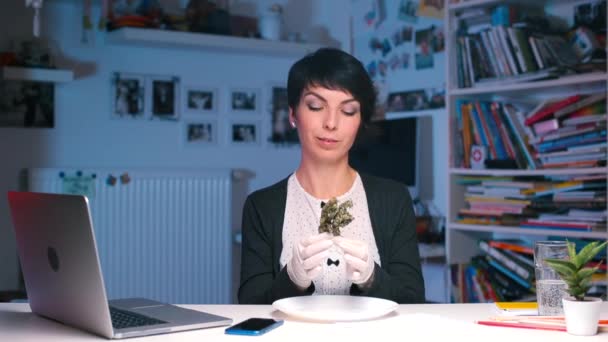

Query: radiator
[[27, 168, 232, 304]]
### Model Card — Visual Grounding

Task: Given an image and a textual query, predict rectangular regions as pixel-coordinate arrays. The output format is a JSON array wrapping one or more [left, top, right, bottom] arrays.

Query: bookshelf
[[105, 27, 330, 57], [445, 0, 607, 302]]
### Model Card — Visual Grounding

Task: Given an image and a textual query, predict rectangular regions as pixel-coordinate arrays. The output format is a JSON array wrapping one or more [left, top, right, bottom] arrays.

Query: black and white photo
[[230, 88, 259, 113], [150, 76, 179, 120], [231, 121, 260, 145], [184, 120, 217, 146], [269, 86, 298, 145], [184, 86, 217, 114], [0, 80, 54, 127], [112, 73, 144, 119]]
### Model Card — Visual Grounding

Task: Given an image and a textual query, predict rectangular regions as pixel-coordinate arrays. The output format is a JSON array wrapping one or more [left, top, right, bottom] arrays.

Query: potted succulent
[[544, 240, 607, 336]]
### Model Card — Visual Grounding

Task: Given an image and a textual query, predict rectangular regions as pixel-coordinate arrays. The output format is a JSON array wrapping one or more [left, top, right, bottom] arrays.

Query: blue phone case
[[225, 319, 284, 336]]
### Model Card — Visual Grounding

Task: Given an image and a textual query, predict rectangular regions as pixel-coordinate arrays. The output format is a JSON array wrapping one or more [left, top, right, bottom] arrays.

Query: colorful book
[[524, 95, 582, 126]]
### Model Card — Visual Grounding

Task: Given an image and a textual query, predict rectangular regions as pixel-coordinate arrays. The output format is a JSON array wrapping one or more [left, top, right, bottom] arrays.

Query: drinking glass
[[534, 241, 569, 316]]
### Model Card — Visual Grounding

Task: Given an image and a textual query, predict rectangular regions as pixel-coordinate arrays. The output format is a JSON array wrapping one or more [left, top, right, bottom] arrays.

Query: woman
[[238, 48, 425, 304]]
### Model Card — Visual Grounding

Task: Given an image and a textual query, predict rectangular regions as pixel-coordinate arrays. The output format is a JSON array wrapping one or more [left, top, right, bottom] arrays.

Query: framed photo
[[268, 85, 298, 145], [229, 88, 259, 114], [230, 121, 260, 145], [0, 80, 54, 127], [184, 86, 218, 114], [183, 120, 218, 146], [111, 72, 145, 119], [149, 75, 180, 120]]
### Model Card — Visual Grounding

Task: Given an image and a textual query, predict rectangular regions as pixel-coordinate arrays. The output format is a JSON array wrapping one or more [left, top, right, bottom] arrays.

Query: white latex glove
[[333, 236, 375, 285], [287, 233, 333, 289]]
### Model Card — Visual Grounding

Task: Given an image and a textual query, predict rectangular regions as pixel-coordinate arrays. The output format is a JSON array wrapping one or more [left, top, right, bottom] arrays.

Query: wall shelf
[[450, 223, 608, 240], [0, 66, 74, 83], [105, 27, 331, 57], [449, 167, 608, 176], [448, 72, 607, 97]]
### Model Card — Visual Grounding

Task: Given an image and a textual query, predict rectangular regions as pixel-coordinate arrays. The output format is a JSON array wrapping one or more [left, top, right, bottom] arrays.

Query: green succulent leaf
[[574, 241, 607, 269], [567, 241, 577, 261], [544, 258, 576, 277]]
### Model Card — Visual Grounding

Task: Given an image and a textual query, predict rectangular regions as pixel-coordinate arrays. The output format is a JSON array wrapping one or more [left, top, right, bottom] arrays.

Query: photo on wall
[[0, 80, 54, 127], [230, 121, 260, 145], [150, 76, 180, 120], [386, 88, 428, 112], [184, 86, 217, 114], [183, 120, 218, 146], [415, 26, 435, 69], [268, 85, 298, 145], [398, 0, 419, 23], [418, 0, 445, 19], [230, 88, 259, 114], [111, 72, 145, 119]]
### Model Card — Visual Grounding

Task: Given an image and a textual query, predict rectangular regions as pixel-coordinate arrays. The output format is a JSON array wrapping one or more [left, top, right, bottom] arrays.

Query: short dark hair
[[287, 48, 376, 124]]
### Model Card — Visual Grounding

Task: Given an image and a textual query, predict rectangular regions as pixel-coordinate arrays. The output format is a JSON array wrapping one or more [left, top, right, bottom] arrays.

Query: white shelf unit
[[0, 66, 74, 83], [445, 0, 608, 301], [105, 27, 330, 57]]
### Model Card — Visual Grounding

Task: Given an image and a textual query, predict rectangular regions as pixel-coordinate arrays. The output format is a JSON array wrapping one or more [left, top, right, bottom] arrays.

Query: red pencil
[[477, 320, 566, 332]]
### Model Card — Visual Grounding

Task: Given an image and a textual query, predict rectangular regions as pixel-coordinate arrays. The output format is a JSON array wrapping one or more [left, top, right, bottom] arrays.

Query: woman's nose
[[323, 111, 338, 130]]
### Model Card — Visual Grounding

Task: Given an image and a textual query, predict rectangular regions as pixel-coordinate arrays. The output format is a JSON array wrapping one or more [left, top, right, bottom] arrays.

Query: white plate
[[272, 295, 398, 322]]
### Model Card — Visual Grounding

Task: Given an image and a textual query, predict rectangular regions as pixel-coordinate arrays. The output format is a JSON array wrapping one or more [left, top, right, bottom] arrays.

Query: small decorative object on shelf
[[258, 3, 283, 41], [545, 240, 608, 336]]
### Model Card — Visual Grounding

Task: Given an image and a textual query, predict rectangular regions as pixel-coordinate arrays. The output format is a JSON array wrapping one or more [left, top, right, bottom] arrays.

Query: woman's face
[[291, 85, 361, 165]]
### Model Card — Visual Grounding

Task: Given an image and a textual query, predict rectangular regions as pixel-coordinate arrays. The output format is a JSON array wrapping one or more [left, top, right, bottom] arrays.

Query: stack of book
[[451, 238, 607, 303], [525, 93, 607, 169], [451, 239, 536, 303], [456, 175, 607, 231], [453, 94, 607, 170], [454, 4, 606, 88]]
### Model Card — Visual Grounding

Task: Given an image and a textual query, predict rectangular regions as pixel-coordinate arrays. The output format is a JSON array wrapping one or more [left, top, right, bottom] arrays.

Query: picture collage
[[111, 72, 297, 147], [353, 0, 446, 116]]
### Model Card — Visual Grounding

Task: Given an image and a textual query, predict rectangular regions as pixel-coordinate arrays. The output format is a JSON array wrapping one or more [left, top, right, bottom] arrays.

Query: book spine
[[496, 26, 521, 75], [479, 240, 534, 282], [475, 101, 497, 158]]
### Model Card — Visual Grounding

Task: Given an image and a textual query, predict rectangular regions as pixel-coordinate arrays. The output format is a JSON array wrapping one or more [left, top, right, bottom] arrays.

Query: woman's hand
[[287, 233, 333, 289], [333, 236, 375, 286]]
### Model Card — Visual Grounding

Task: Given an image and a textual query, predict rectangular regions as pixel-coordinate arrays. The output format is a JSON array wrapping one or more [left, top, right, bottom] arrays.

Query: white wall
[[0, 0, 352, 291]]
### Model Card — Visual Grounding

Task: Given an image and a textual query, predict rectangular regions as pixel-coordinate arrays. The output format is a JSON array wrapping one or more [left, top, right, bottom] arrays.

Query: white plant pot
[[562, 297, 602, 336]]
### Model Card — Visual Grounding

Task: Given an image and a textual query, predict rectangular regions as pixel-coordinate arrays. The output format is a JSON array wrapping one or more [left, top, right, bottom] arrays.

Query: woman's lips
[[317, 137, 339, 147]]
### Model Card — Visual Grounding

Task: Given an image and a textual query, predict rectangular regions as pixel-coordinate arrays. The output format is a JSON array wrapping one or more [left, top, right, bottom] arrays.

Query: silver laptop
[[7, 191, 233, 339]]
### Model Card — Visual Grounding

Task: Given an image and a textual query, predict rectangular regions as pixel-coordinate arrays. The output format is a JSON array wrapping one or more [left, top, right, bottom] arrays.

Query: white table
[[1, 302, 607, 341]]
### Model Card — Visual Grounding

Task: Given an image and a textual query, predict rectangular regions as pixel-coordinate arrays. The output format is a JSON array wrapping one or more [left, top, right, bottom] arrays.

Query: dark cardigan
[[238, 173, 426, 304]]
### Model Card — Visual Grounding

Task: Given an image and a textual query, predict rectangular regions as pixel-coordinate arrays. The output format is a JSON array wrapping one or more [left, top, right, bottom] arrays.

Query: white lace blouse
[[279, 172, 381, 295]]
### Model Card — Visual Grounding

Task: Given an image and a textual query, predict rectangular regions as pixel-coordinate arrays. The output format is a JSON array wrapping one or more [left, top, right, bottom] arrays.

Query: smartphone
[[224, 318, 284, 336]]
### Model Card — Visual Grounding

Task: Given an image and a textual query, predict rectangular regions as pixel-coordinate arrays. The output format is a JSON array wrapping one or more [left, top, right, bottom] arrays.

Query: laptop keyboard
[[110, 306, 167, 330]]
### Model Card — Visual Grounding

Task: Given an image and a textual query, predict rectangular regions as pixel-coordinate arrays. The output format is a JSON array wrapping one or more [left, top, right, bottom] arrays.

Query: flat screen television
[[349, 117, 419, 199]]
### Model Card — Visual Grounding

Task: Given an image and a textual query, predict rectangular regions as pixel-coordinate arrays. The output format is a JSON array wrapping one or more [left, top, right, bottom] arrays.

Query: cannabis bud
[[318, 198, 354, 236]]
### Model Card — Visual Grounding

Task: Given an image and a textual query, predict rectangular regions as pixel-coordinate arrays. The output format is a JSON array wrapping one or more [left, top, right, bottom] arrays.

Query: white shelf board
[[448, 0, 569, 12], [419, 243, 446, 259], [448, 72, 607, 97], [1, 66, 74, 83], [385, 108, 445, 120], [449, 167, 608, 176], [105, 27, 330, 57], [449, 223, 608, 239]]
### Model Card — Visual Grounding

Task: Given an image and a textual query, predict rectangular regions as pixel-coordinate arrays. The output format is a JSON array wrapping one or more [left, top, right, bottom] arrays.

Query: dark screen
[[229, 318, 278, 331], [349, 117, 417, 186]]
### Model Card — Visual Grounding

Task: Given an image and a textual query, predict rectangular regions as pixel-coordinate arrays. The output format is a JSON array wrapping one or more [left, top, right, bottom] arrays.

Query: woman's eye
[[307, 104, 323, 111], [342, 108, 359, 116]]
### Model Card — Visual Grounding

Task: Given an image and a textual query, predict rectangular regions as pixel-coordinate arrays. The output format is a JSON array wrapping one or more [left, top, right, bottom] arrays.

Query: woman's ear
[[289, 108, 296, 128]]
